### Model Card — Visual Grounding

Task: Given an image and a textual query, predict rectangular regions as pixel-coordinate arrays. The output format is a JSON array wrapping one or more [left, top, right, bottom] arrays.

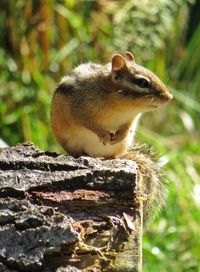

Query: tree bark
[[0, 143, 143, 272]]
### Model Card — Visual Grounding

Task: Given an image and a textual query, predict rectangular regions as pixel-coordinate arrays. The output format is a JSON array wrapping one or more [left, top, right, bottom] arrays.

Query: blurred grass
[[0, 0, 200, 271]]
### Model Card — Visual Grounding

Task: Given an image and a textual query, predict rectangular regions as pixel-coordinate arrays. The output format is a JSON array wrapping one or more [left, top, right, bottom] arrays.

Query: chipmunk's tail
[[121, 144, 168, 224]]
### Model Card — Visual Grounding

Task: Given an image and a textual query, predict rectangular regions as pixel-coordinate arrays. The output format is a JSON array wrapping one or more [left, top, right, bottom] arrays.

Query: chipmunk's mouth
[[149, 104, 159, 108]]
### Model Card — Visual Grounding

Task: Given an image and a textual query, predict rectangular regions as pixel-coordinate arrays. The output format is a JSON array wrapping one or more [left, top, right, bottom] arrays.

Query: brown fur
[[51, 52, 172, 158]]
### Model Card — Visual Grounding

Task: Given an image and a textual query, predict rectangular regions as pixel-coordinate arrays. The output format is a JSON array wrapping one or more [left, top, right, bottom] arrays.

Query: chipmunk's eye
[[137, 78, 150, 88]]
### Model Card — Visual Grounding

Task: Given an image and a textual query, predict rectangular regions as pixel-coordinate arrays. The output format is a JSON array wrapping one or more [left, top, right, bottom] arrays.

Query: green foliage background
[[0, 1, 200, 271]]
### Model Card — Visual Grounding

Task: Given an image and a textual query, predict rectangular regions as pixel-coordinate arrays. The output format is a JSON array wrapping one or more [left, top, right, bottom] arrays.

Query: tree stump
[[0, 143, 143, 272]]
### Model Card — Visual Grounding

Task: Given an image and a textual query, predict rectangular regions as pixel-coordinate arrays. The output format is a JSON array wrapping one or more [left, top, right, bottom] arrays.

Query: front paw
[[98, 130, 111, 145], [110, 125, 128, 145], [110, 131, 122, 145]]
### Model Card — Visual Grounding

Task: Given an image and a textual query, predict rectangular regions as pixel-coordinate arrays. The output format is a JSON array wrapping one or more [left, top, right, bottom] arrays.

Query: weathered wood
[[0, 143, 143, 272]]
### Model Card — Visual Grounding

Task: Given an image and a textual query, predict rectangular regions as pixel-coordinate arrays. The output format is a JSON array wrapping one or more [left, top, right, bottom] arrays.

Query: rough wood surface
[[0, 143, 143, 272]]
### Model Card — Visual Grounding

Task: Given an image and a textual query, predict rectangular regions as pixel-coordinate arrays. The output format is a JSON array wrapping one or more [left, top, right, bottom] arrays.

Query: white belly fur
[[67, 127, 124, 157], [66, 113, 141, 157], [104, 110, 140, 132]]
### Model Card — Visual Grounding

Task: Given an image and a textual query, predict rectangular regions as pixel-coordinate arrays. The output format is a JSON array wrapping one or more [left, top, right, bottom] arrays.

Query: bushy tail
[[121, 144, 168, 223]]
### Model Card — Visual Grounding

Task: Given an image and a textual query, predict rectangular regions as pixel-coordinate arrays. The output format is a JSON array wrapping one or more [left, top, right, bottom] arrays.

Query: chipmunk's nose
[[159, 91, 173, 102], [167, 93, 173, 100]]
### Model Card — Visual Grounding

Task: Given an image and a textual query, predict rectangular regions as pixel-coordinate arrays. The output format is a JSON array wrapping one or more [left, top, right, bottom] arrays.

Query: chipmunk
[[51, 52, 172, 159]]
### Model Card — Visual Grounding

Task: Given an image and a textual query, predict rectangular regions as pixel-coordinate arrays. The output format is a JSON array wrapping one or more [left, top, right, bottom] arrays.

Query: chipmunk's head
[[110, 52, 173, 112]]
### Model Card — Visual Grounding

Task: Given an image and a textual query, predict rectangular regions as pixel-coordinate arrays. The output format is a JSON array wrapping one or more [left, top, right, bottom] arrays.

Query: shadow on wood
[[0, 143, 144, 272]]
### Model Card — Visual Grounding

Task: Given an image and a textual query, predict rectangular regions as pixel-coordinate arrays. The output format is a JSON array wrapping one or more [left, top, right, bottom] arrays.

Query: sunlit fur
[[51, 54, 172, 158]]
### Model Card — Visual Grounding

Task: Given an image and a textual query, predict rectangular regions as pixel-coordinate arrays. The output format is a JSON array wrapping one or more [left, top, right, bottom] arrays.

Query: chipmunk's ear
[[111, 54, 127, 72], [124, 51, 135, 62]]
